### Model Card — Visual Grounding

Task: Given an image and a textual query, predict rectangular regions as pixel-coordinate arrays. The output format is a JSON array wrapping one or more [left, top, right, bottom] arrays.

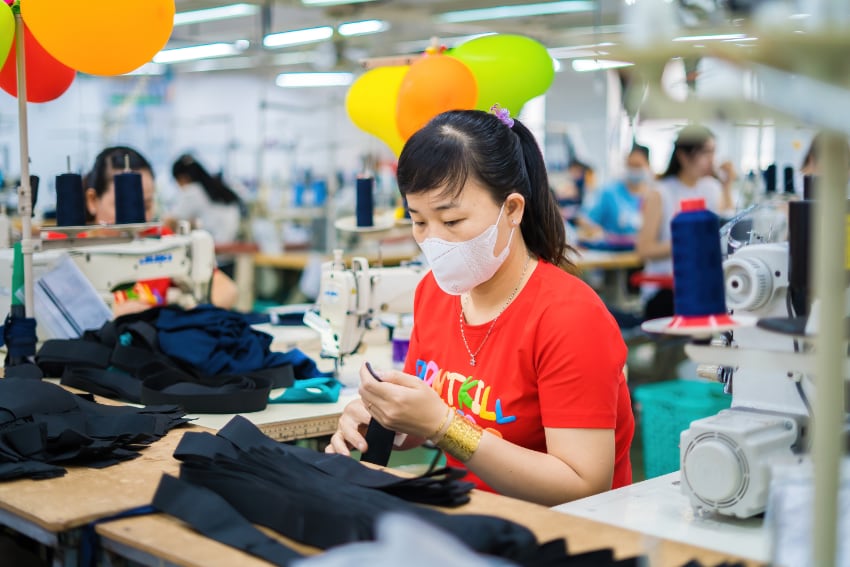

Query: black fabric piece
[[2, 314, 38, 362], [213, 416, 475, 507], [0, 378, 188, 480], [141, 370, 273, 414], [3, 363, 43, 380], [360, 418, 396, 466], [152, 475, 302, 566], [61, 367, 143, 402]]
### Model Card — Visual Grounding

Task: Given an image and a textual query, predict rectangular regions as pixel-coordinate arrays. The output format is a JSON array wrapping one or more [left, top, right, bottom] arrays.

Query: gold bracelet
[[428, 406, 453, 443], [436, 414, 484, 462]]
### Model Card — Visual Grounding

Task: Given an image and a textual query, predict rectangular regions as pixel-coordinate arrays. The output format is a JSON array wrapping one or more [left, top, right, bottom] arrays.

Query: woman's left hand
[[358, 364, 448, 440]]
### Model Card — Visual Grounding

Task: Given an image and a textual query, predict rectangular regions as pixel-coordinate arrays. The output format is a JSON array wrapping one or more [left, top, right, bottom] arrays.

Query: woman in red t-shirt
[[83, 146, 238, 315], [327, 109, 635, 506]]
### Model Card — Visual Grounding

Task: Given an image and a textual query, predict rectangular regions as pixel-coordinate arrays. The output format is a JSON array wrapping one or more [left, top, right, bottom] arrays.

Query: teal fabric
[[269, 376, 342, 403]]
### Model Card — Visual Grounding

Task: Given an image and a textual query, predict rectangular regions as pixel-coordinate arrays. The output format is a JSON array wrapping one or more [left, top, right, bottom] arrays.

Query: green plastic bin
[[632, 379, 732, 479]]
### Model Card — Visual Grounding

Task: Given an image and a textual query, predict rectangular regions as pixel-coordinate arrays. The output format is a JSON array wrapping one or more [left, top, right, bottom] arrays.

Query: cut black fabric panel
[[152, 475, 302, 566], [0, 379, 187, 481], [140, 370, 273, 414], [170, 418, 543, 563], [215, 416, 475, 506]]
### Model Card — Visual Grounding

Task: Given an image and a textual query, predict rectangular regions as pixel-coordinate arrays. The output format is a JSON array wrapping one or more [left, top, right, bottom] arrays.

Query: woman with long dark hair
[[167, 153, 242, 244], [635, 125, 734, 319], [326, 108, 634, 506]]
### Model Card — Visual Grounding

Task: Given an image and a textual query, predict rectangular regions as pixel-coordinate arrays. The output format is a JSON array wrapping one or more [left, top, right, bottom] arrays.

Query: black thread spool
[[783, 166, 795, 195], [114, 155, 146, 224], [763, 164, 777, 194], [671, 198, 727, 320], [355, 176, 374, 227], [788, 199, 812, 317], [55, 165, 87, 226]]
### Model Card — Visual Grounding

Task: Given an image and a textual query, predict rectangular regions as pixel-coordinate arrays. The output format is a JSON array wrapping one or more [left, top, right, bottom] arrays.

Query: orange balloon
[[21, 0, 175, 76], [396, 54, 477, 140], [0, 23, 75, 103]]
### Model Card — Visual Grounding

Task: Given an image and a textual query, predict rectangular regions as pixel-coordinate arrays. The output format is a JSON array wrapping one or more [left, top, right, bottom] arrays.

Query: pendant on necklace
[[470, 356, 476, 367]]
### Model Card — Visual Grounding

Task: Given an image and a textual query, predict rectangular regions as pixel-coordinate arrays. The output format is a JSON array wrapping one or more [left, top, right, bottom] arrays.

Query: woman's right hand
[[325, 398, 373, 456]]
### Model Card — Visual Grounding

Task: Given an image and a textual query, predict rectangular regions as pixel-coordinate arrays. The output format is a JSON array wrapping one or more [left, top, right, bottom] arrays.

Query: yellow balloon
[[21, 0, 175, 76], [0, 3, 13, 69], [345, 66, 408, 156]]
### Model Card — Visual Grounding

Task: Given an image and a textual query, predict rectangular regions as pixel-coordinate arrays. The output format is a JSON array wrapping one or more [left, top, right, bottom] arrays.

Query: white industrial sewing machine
[[303, 250, 426, 369], [58, 230, 216, 308], [646, 210, 849, 519], [0, 228, 215, 310]]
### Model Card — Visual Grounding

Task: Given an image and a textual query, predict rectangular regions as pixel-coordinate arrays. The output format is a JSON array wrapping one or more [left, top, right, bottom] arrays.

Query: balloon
[[396, 54, 477, 140], [451, 34, 555, 114], [0, 3, 12, 68], [0, 23, 75, 103], [21, 0, 175, 76], [346, 66, 407, 156]]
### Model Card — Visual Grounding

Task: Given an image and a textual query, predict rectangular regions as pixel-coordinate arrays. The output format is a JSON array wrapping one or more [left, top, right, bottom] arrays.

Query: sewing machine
[[303, 250, 426, 368], [58, 230, 216, 308], [671, 233, 849, 518]]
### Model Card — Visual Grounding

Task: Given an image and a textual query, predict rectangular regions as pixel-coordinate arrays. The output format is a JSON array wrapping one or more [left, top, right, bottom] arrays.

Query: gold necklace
[[459, 255, 532, 367]]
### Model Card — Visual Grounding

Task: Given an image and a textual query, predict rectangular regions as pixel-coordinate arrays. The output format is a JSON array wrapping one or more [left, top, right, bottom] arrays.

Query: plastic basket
[[632, 379, 732, 479]]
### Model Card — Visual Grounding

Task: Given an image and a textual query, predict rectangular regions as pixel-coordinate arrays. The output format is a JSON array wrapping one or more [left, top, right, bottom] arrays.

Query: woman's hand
[[325, 397, 372, 456], [357, 364, 447, 440]]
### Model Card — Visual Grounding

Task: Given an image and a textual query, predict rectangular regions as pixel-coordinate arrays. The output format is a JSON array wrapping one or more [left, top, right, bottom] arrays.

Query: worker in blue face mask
[[576, 144, 652, 247]]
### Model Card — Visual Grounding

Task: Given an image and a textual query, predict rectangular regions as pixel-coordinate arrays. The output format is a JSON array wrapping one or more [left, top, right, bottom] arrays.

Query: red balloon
[[396, 54, 477, 140], [0, 23, 75, 103]]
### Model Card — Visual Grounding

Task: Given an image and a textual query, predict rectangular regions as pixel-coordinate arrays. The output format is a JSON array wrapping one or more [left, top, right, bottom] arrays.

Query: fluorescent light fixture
[[264, 26, 333, 48], [338, 20, 389, 37], [673, 33, 747, 42], [571, 59, 632, 72], [789, 12, 811, 19], [174, 3, 258, 26], [153, 41, 249, 64], [302, 0, 377, 5], [437, 1, 595, 23], [124, 63, 167, 76], [276, 72, 353, 87]]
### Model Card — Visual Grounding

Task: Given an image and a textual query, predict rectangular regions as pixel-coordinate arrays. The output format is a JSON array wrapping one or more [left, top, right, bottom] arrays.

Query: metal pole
[[14, 12, 33, 318], [811, 132, 846, 567]]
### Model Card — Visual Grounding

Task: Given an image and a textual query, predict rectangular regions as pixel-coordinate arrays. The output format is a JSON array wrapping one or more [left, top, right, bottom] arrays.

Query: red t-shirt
[[404, 260, 634, 492]]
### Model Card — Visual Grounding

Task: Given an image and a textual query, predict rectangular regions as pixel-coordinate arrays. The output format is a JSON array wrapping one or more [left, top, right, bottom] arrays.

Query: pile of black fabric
[[152, 416, 745, 567], [34, 305, 329, 413], [0, 378, 188, 480]]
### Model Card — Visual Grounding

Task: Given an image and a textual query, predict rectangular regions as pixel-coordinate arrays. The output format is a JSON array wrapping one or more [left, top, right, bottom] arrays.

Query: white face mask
[[417, 204, 515, 295]]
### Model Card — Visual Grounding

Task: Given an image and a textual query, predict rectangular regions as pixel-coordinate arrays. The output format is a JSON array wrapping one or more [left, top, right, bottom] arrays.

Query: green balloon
[[450, 34, 555, 114]]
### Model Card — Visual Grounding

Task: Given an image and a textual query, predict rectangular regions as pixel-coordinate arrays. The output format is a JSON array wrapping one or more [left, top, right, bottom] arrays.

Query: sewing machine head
[[62, 230, 216, 308], [304, 250, 425, 368]]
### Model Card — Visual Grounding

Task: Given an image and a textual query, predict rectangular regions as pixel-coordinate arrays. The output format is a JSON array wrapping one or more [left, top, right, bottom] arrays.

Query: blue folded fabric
[[269, 377, 342, 404], [155, 305, 331, 380]]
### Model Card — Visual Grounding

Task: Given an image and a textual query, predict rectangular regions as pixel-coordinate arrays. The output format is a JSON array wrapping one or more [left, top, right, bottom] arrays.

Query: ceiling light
[[276, 72, 354, 88], [124, 63, 167, 76], [571, 59, 632, 72], [174, 3, 258, 26], [673, 33, 747, 42], [264, 26, 334, 48], [338, 20, 389, 37], [153, 41, 249, 64], [437, 1, 595, 23], [302, 0, 377, 5]]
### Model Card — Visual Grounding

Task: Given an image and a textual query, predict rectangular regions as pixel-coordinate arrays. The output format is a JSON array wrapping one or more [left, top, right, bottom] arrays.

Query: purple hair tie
[[489, 104, 514, 128]]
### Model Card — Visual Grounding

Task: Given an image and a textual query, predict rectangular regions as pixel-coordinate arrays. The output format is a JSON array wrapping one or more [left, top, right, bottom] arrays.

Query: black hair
[[630, 143, 650, 163], [662, 125, 714, 178], [397, 109, 576, 273], [85, 146, 153, 222], [172, 154, 241, 205]]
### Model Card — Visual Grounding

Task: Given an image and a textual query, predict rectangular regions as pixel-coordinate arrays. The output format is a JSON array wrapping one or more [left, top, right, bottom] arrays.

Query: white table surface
[[552, 472, 770, 563]]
